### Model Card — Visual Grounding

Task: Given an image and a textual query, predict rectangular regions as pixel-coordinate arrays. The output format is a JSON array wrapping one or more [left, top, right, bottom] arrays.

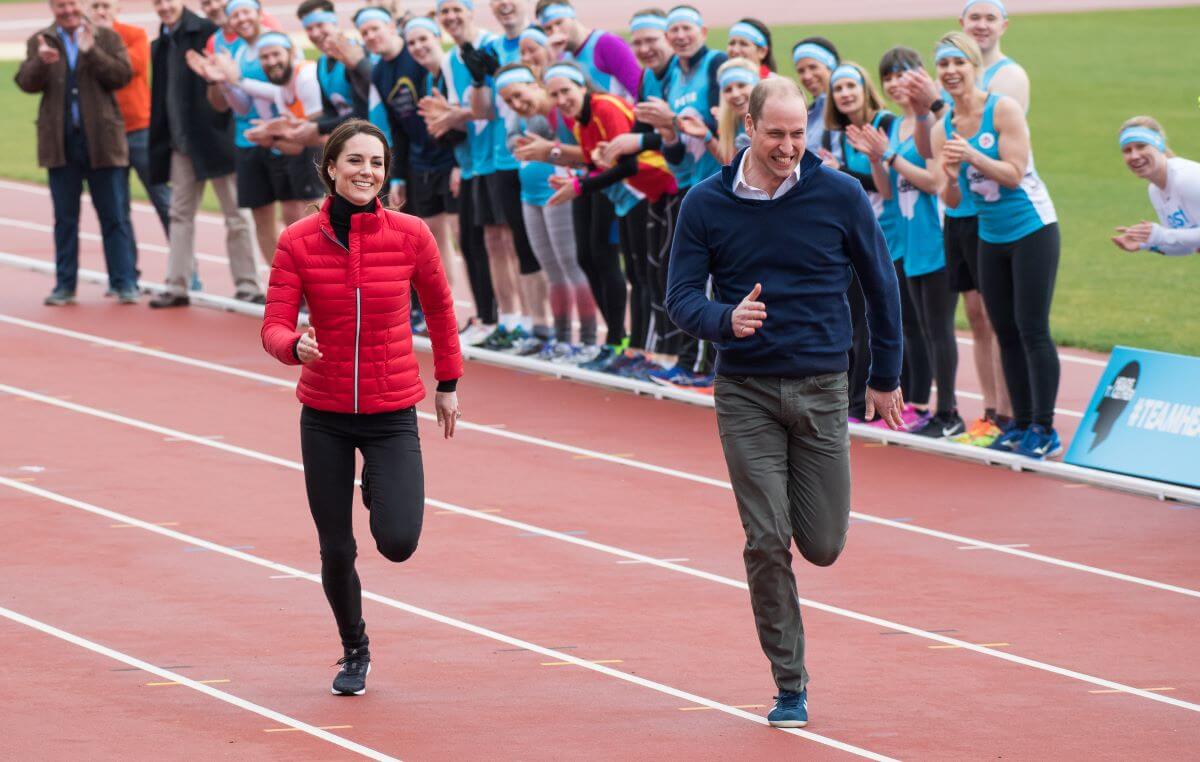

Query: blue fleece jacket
[[665, 149, 903, 390]]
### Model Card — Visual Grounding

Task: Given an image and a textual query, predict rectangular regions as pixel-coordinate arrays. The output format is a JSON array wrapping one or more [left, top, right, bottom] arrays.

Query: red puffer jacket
[[261, 198, 463, 414]]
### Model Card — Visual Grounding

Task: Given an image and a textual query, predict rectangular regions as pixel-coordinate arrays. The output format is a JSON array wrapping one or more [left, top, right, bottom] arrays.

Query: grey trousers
[[164, 150, 261, 297], [713, 373, 852, 694]]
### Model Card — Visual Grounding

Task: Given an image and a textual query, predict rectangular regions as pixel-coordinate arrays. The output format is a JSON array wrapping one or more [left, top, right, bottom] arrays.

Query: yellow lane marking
[[145, 679, 230, 687], [928, 642, 1010, 650], [541, 659, 623, 667], [1089, 687, 1174, 694], [264, 725, 354, 733]]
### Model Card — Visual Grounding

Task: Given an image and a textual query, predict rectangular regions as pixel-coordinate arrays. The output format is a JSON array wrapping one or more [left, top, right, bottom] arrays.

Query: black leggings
[[895, 259, 932, 407], [459, 177, 497, 325], [907, 266, 960, 415], [618, 200, 651, 349], [300, 405, 424, 650], [978, 223, 1061, 428], [847, 271, 870, 420], [572, 192, 626, 345]]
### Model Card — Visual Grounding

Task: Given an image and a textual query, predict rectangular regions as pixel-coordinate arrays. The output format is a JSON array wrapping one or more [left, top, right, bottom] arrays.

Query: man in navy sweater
[[666, 77, 904, 729]]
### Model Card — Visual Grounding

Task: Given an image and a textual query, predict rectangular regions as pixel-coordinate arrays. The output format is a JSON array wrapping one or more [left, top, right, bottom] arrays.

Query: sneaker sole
[[331, 662, 370, 696], [768, 719, 808, 728]]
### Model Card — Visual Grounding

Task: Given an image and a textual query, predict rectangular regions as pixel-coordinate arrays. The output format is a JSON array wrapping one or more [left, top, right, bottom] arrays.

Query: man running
[[666, 77, 903, 728]]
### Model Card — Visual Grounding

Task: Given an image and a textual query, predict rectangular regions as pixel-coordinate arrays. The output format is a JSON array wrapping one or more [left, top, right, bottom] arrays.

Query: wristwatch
[[549, 141, 563, 162], [929, 98, 946, 114]]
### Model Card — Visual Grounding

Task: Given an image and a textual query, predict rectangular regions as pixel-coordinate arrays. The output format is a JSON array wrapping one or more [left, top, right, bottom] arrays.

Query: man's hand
[[633, 97, 674, 129], [35, 34, 60, 65], [865, 386, 905, 430], [731, 283, 766, 338], [513, 132, 553, 162], [76, 17, 95, 53], [1112, 221, 1153, 251]]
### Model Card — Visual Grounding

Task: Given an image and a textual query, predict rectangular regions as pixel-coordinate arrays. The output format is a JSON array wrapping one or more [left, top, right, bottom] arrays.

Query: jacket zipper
[[320, 226, 361, 414]]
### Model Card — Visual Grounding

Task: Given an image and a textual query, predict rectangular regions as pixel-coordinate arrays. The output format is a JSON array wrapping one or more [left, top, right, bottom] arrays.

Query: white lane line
[[0, 216, 231, 268], [2, 313, 1196, 600], [2, 390, 1198, 716], [0, 178, 228, 224], [0, 600, 399, 761], [957, 544, 1031, 551], [0, 478, 891, 761]]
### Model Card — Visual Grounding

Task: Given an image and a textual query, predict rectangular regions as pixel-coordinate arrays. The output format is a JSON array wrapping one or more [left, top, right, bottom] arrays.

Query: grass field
[[3, 6, 1197, 354]]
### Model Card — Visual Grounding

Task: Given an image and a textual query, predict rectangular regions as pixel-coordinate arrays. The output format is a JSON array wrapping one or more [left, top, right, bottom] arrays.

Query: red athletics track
[[2, 222, 1200, 756]]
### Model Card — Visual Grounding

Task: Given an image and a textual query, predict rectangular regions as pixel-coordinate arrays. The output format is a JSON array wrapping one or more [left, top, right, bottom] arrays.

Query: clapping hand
[[676, 112, 710, 140], [846, 124, 890, 162], [35, 34, 59, 65], [599, 133, 641, 166], [941, 132, 974, 166], [546, 174, 578, 207], [731, 283, 766, 338], [817, 148, 839, 170], [76, 16, 95, 53], [896, 68, 939, 113]]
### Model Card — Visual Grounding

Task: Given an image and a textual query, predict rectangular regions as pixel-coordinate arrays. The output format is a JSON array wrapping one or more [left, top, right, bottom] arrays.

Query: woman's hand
[[818, 148, 839, 170], [296, 326, 322, 364], [846, 124, 890, 162], [513, 132, 553, 162], [676, 113, 711, 140], [435, 391, 460, 438], [1112, 221, 1153, 251], [942, 133, 975, 166], [599, 133, 641, 166]]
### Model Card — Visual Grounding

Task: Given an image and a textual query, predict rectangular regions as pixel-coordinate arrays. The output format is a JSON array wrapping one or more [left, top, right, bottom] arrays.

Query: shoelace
[[773, 692, 803, 709], [336, 650, 370, 674]]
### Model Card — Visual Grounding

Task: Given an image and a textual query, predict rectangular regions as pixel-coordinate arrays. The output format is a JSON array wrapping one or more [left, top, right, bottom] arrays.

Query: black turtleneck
[[329, 192, 377, 249]]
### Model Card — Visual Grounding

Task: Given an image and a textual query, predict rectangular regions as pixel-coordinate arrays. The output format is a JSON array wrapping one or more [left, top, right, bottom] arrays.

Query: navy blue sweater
[[665, 149, 903, 390]]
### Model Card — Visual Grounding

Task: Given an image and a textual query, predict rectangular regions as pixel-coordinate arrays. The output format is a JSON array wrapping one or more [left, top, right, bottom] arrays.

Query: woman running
[[1112, 117, 1200, 257], [824, 62, 932, 427], [725, 18, 775, 79], [496, 57, 600, 357], [790, 36, 838, 153], [931, 32, 1061, 459], [675, 57, 759, 165], [261, 119, 463, 695], [859, 46, 964, 437]]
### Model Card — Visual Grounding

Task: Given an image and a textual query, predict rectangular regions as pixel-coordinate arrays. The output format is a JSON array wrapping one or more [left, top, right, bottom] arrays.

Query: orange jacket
[[113, 21, 150, 132]]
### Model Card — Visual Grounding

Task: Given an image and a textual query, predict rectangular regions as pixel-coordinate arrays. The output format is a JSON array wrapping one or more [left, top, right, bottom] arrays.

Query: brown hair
[[318, 119, 391, 196], [935, 31, 982, 70], [1120, 115, 1175, 157], [535, 0, 571, 13], [824, 61, 884, 132], [295, 0, 333, 20]]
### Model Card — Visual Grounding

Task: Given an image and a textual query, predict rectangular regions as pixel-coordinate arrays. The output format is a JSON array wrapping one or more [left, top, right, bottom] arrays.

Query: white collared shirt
[[732, 151, 802, 200]]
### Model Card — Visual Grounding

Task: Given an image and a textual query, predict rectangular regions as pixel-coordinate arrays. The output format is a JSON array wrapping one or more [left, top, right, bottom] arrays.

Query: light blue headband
[[519, 27, 548, 47], [301, 10, 337, 27], [665, 7, 703, 28], [224, 0, 259, 16], [718, 66, 759, 89], [354, 7, 392, 28], [436, 0, 473, 10], [629, 14, 667, 33], [1119, 126, 1166, 153], [495, 66, 537, 90], [543, 63, 586, 86], [728, 22, 766, 48], [830, 65, 863, 86], [962, 0, 1007, 18], [538, 4, 576, 24], [792, 42, 836, 70], [254, 31, 292, 53], [934, 43, 971, 62], [403, 16, 441, 38]]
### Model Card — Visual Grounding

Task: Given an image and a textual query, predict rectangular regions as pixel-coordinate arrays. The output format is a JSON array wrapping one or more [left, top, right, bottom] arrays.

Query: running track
[[1, 182, 1198, 759]]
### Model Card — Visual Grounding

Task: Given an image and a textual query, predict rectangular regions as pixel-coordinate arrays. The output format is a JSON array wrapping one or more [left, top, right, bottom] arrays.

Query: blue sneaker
[[1015, 424, 1063, 459], [190, 270, 203, 292], [988, 424, 1027, 452], [767, 689, 808, 728], [647, 365, 689, 384], [579, 345, 617, 371]]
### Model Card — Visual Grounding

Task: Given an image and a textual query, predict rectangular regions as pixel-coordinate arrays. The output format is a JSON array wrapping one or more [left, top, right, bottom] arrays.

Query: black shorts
[[943, 214, 981, 293], [473, 169, 540, 274], [406, 166, 459, 218], [236, 146, 323, 209]]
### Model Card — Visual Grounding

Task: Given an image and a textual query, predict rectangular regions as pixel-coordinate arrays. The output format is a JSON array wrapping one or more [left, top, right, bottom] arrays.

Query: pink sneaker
[[901, 405, 932, 431]]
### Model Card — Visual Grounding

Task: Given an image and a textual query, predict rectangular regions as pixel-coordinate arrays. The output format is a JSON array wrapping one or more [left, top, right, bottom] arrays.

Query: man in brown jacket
[[15, 0, 139, 305]]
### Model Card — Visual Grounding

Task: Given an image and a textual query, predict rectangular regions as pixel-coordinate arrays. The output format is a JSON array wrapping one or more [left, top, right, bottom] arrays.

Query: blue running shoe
[[767, 689, 808, 728], [190, 270, 203, 292], [988, 424, 1027, 452], [647, 365, 689, 384], [600, 350, 642, 375], [579, 345, 617, 371], [1015, 424, 1063, 459]]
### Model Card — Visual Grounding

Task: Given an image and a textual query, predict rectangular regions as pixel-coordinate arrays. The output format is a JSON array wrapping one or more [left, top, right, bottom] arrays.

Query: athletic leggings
[[906, 266, 959, 416], [895, 259, 932, 408], [846, 272, 870, 420], [978, 222, 1061, 429], [654, 190, 707, 372], [572, 192, 626, 345], [522, 202, 597, 345], [458, 177, 497, 325], [300, 405, 424, 650], [618, 200, 651, 349]]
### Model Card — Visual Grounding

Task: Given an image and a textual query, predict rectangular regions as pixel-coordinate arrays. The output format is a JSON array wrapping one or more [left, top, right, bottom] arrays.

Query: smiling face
[[49, 0, 83, 31], [404, 26, 441, 68], [330, 132, 387, 204], [490, 0, 524, 34], [630, 27, 669, 70], [519, 37, 550, 70], [666, 20, 703, 59], [304, 19, 335, 48], [545, 75, 584, 118], [794, 58, 829, 99], [500, 79, 541, 117], [1122, 141, 1165, 180], [88, 0, 116, 27], [832, 76, 864, 116], [359, 18, 396, 56], [747, 94, 807, 181], [198, 0, 225, 25], [722, 80, 753, 117], [152, 0, 183, 26], [881, 70, 908, 106], [936, 54, 976, 98], [228, 5, 260, 41], [726, 35, 764, 67], [436, 0, 471, 43], [960, 2, 1007, 55], [258, 44, 292, 84]]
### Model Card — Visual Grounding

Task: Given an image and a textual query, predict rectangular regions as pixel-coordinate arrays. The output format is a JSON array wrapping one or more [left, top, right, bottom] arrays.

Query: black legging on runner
[[617, 200, 651, 349], [895, 259, 932, 408], [907, 266, 959, 416], [300, 405, 424, 650], [459, 176, 497, 325], [978, 222, 1061, 429], [847, 271, 870, 420], [572, 192, 626, 345]]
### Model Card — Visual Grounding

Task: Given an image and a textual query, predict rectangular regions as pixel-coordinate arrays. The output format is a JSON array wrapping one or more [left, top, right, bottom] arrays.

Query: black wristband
[[436, 379, 459, 393], [929, 98, 945, 114], [292, 336, 302, 363]]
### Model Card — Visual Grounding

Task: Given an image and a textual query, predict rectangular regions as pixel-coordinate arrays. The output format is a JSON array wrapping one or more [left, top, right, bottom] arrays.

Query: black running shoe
[[360, 464, 371, 510], [914, 411, 966, 439], [331, 646, 371, 695]]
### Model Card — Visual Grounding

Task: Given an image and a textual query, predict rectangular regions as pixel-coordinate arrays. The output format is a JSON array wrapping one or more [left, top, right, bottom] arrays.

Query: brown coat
[[14, 24, 132, 169]]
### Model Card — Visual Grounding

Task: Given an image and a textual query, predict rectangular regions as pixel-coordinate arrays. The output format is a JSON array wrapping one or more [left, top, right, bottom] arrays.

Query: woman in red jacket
[[261, 119, 463, 696]]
